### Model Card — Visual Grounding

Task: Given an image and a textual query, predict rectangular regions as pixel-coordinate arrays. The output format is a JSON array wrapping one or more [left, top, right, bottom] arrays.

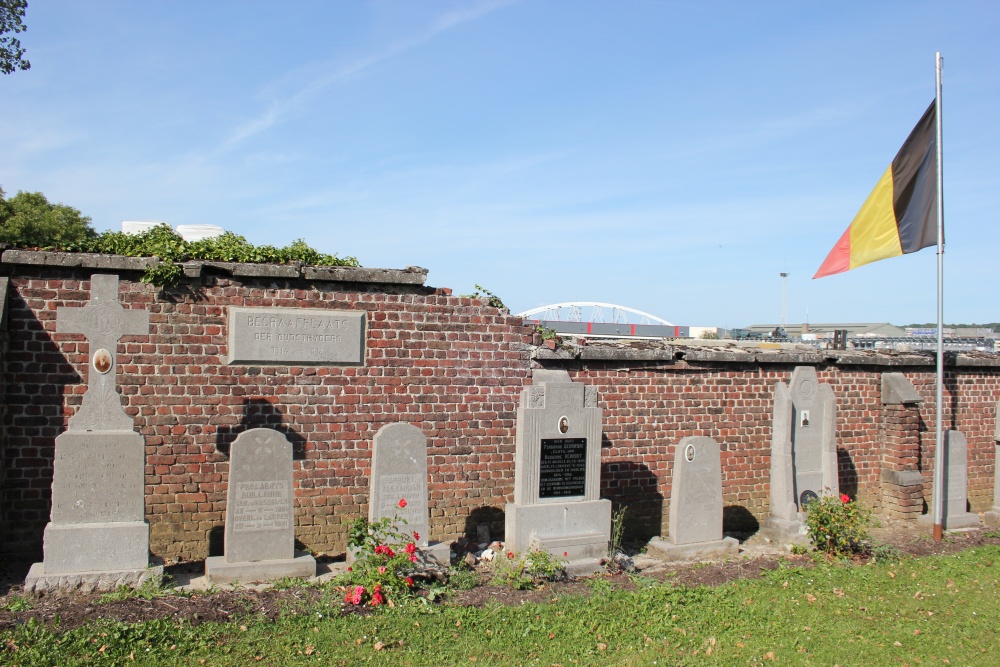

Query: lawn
[[2, 544, 998, 666]]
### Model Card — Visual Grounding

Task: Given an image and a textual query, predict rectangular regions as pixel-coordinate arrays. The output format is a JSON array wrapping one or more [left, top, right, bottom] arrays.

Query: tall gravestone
[[206, 428, 315, 582], [988, 400, 1000, 526], [763, 366, 838, 545], [919, 430, 980, 530], [505, 370, 611, 573], [26, 274, 161, 592], [366, 422, 450, 565], [647, 436, 738, 560]]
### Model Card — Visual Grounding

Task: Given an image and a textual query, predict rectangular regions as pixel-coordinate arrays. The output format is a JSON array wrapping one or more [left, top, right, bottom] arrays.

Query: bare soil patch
[[2, 520, 997, 633]]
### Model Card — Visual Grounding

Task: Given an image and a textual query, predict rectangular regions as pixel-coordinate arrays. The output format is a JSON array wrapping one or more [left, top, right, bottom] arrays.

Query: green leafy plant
[[462, 283, 507, 311], [492, 547, 567, 590], [608, 504, 627, 561], [1, 594, 33, 612], [804, 493, 872, 556], [96, 574, 170, 604], [339, 498, 423, 608], [535, 325, 559, 341]]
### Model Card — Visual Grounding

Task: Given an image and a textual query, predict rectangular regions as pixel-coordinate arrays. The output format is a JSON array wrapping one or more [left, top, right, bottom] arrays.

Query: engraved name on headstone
[[228, 307, 365, 365], [370, 424, 431, 546], [506, 370, 611, 569], [224, 429, 295, 563]]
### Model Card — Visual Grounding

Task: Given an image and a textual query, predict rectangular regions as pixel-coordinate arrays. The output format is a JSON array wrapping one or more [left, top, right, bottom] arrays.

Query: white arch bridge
[[516, 302, 688, 339]]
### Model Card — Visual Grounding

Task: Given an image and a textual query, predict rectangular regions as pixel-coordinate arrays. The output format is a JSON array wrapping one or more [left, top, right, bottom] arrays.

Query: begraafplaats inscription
[[228, 307, 365, 365]]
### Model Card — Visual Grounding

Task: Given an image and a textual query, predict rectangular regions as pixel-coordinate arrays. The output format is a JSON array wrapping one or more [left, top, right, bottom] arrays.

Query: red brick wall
[[1, 267, 998, 560]]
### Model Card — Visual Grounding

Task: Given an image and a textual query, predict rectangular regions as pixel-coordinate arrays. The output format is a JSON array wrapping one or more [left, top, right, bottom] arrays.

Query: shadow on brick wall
[[600, 461, 663, 542], [1, 292, 82, 556], [214, 398, 307, 460], [463, 506, 505, 543], [837, 447, 858, 498]]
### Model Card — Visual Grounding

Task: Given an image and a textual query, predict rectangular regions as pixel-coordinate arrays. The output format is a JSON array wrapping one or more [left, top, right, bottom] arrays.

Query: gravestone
[[919, 430, 980, 530], [988, 400, 1000, 526], [206, 428, 315, 582], [646, 436, 738, 560], [762, 366, 839, 545], [505, 370, 611, 574], [26, 274, 162, 592], [365, 423, 450, 566]]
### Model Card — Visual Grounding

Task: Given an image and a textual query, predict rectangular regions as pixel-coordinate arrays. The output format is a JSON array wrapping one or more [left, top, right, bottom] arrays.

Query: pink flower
[[408, 554, 418, 563], [350, 585, 365, 605], [840, 493, 850, 504], [378, 566, 387, 574], [413, 531, 420, 541], [398, 498, 408, 509], [373, 584, 382, 594], [405, 542, 417, 555]]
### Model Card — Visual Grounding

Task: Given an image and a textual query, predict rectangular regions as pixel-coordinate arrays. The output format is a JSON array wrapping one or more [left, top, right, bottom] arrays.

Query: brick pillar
[[880, 373, 925, 520], [987, 399, 1000, 526]]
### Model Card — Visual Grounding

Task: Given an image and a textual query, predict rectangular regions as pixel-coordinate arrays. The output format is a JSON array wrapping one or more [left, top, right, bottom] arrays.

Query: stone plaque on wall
[[228, 307, 365, 365]]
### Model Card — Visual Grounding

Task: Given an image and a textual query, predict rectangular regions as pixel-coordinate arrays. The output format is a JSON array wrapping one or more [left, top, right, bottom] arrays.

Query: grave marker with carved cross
[[56, 274, 149, 432]]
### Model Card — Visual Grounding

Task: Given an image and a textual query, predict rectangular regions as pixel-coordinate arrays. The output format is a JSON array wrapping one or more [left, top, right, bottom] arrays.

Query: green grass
[[2, 545, 999, 665]]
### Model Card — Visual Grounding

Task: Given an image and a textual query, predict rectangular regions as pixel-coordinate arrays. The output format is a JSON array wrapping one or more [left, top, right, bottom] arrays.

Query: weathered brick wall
[[0, 265, 532, 561], [1, 259, 998, 561]]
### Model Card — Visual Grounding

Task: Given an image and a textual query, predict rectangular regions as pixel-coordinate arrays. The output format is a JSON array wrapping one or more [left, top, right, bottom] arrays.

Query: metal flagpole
[[932, 52, 946, 541]]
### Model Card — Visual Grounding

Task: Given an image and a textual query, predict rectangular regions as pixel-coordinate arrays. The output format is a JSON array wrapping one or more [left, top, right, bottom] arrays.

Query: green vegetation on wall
[[0, 186, 359, 286]]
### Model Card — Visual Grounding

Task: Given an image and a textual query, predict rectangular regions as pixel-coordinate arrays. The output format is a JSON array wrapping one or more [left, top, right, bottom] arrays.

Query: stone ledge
[[530, 340, 1000, 367], [882, 469, 925, 487], [1, 250, 429, 287], [2, 249, 158, 271]]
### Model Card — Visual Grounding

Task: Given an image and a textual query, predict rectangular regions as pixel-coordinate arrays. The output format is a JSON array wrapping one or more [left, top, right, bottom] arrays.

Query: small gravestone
[[763, 366, 838, 545], [205, 428, 315, 582], [647, 436, 738, 560], [26, 274, 161, 592], [988, 400, 1000, 526], [919, 430, 980, 530], [505, 370, 611, 574], [365, 423, 450, 566]]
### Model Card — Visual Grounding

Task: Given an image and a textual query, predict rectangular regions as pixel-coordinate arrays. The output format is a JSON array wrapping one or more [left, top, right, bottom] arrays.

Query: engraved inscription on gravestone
[[228, 307, 365, 365], [230, 481, 292, 532], [374, 474, 426, 526], [539, 438, 587, 498]]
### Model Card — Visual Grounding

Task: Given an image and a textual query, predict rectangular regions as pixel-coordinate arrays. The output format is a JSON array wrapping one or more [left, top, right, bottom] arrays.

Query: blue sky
[[2, 1, 998, 328]]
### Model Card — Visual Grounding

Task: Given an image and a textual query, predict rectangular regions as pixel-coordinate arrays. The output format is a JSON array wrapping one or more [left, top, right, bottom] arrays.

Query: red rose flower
[[398, 498, 408, 508], [408, 554, 418, 563], [371, 592, 384, 606], [840, 493, 850, 504], [413, 531, 420, 541], [507, 552, 514, 559], [563, 552, 568, 557], [405, 577, 415, 587], [405, 542, 417, 555]]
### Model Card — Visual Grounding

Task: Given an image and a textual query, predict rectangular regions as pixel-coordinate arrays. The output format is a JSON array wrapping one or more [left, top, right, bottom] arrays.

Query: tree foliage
[[0, 186, 97, 247], [1, 0, 30, 75]]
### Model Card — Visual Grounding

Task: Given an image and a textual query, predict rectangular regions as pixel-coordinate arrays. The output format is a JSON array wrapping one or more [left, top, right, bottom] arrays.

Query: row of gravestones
[[21, 276, 998, 591]]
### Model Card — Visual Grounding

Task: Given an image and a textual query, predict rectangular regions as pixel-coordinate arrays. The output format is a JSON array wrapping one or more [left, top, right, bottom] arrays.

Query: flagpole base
[[933, 523, 943, 541]]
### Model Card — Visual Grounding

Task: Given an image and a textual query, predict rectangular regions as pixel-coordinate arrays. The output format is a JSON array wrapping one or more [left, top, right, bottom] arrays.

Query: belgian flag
[[814, 102, 938, 278]]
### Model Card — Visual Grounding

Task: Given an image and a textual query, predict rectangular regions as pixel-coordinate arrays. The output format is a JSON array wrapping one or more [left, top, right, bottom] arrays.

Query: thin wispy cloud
[[222, 0, 516, 149]]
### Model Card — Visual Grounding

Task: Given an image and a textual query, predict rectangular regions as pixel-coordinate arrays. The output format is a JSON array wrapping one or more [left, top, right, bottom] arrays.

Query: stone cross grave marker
[[206, 428, 315, 582], [505, 370, 611, 573], [763, 366, 838, 545], [367, 423, 450, 565], [26, 274, 159, 592], [647, 436, 738, 560], [56, 274, 149, 432]]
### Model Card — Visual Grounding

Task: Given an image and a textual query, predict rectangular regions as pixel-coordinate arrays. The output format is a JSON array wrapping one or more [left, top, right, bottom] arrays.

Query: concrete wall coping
[[0, 249, 429, 287], [532, 340, 1000, 368]]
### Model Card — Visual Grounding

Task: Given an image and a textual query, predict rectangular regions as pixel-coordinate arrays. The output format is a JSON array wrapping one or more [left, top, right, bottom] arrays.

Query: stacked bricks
[[880, 402, 925, 519]]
